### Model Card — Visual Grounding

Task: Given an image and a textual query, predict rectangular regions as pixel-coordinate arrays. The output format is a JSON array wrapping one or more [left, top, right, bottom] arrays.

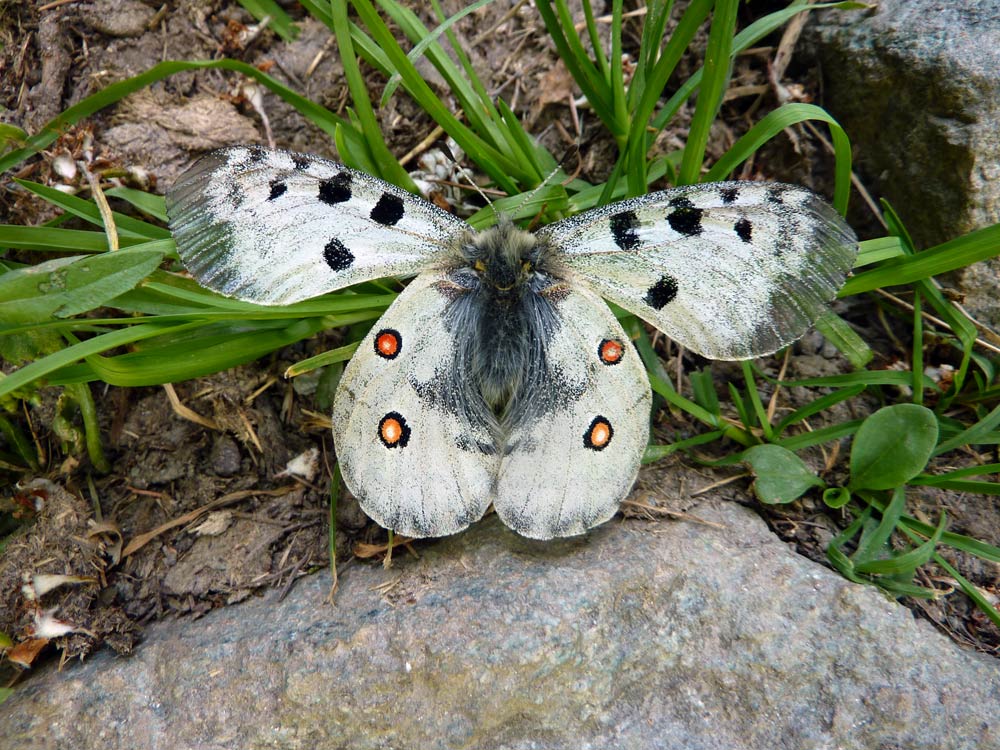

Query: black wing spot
[[319, 173, 352, 205], [371, 193, 405, 226], [245, 145, 268, 165], [767, 185, 786, 204], [609, 210, 641, 251], [667, 197, 703, 236], [268, 180, 287, 201], [720, 186, 740, 204], [735, 217, 753, 243], [323, 237, 354, 271], [292, 154, 311, 170], [644, 275, 678, 310]]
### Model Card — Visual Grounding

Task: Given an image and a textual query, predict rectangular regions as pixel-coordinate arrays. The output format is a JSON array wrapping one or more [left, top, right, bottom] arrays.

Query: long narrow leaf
[[678, 0, 738, 185], [705, 103, 852, 214], [841, 222, 1000, 296]]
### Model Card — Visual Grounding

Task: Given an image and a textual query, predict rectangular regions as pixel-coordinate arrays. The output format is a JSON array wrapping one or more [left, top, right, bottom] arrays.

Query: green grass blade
[[650, 2, 862, 165], [854, 512, 945, 575], [741, 361, 772, 441], [856, 236, 906, 266], [777, 418, 864, 451], [930, 552, 1000, 627], [678, 0, 738, 185], [774, 384, 865, 434], [56, 317, 340, 386], [0, 59, 348, 174], [814, 311, 872, 368], [331, 1, 414, 189], [841, 222, 1000, 296], [14, 179, 171, 239], [933, 401, 1000, 456], [0, 246, 165, 324], [104, 187, 168, 223], [705, 103, 853, 214], [236, 0, 300, 41], [0, 225, 155, 253], [643, 429, 726, 463], [349, 0, 521, 192], [851, 487, 907, 565], [380, 0, 494, 105], [0, 322, 204, 398], [372, 1, 507, 155], [534, 0, 613, 128]]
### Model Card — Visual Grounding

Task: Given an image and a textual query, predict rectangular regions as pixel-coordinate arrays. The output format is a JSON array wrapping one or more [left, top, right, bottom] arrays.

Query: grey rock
[[2, 502, 997, 750], [209, 434, 242, 477], [79, 0, 156, 38], [808, 1, 1000, 326]]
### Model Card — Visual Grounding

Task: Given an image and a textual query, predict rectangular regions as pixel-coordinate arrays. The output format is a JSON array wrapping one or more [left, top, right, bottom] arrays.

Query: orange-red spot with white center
[[584, 416, 614, 451], [374, 328, 402, 359], [378, 411, 410, 448], [382, 418, 402, 443], [599, 338, 623, 365]]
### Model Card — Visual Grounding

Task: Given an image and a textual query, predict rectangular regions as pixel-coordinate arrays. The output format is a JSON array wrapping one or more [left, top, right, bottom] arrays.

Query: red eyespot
[[584, 416, 613, 451], [598, 338, 624, 365], [374, 329, 402, 359], [378, 412, 410, 448]]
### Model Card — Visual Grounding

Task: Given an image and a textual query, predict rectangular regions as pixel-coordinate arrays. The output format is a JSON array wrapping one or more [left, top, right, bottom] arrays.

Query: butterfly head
[[462, 217, 545, 298]]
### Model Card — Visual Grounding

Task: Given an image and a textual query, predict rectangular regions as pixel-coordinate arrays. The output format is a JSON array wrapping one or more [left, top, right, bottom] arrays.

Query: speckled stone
[[807, 0, 1000, 327], [2, 502, 998, 750]]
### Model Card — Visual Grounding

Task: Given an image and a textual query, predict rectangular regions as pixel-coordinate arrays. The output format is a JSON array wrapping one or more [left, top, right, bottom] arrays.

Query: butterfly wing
[[333, 271, 499, 538], [166, 146, 468, 304], [494, 284, 652, 539], [539, 181, 858, 360]]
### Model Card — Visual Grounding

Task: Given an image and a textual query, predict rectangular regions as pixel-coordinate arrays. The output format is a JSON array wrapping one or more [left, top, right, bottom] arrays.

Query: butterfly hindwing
[[494, 284, 652, 539], [332, 271, 499, 538], [539, 181, 858, 360], [166, 146, 468, 304]]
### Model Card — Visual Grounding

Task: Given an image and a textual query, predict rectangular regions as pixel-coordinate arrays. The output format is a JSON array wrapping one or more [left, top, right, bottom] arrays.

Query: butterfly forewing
[[540, 181, 858, 360], [332, 271, 498, 538], [166, 146, 468, 305], [494, 284, 651, 539]]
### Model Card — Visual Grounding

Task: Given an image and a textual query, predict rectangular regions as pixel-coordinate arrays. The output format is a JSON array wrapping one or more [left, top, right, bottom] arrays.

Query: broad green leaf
[[849, 405, 939, 490], [0, 247, 165, 324], [743, 444, 823, 504]]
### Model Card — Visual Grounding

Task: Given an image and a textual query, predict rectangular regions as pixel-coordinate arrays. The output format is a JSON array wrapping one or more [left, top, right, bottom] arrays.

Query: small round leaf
[[822, 487, 852, 509]]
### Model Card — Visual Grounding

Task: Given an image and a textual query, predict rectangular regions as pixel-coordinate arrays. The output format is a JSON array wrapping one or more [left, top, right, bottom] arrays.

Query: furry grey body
[[440, 219, 565, 440]]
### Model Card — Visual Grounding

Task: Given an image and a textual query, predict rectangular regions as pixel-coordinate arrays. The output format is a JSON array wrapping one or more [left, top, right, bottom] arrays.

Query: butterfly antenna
[[439, 141, 500, 223], [509, 144, 580, 222]]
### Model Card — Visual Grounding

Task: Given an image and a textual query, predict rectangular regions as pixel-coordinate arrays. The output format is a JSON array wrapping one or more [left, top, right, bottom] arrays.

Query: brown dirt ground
[[0, 0, 997, 685]]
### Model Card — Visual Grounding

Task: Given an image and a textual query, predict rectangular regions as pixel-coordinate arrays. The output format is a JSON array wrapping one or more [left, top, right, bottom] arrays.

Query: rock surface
[[3, 502, 997, 750], [807, 0, 1000, 327]]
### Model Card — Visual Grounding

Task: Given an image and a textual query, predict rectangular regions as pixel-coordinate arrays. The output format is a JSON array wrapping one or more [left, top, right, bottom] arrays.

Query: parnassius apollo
[[166, 145, 857, 540]]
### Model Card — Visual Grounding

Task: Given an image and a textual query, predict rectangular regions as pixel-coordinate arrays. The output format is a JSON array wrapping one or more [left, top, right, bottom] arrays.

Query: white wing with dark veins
[[539, 181, 858, 360], [332, 271, 499, 538], [166, 146, 469, 304], [494, 284, 652, 539]]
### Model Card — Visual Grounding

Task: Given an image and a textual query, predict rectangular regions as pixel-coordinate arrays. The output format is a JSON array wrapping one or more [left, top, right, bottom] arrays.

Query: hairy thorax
[[442, 219, 563, 425]]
